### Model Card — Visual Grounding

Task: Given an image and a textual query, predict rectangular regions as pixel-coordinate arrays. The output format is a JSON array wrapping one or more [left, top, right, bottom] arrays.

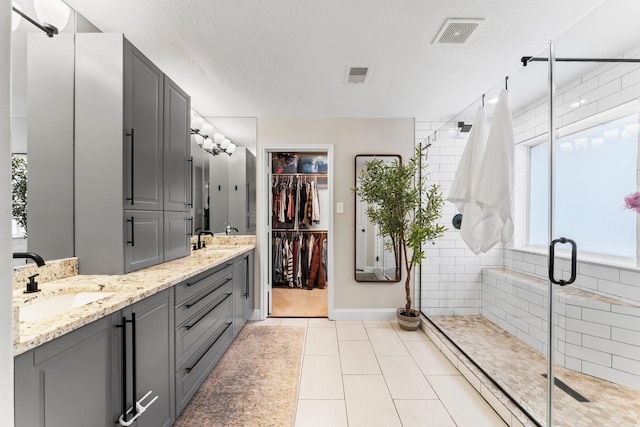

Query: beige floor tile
[[294, 400, 348, 427], [281, 317, 310, 327], [308, 318, 336, 328], [250, 317, 282, 326], [394, 400, 457, 427], [336, 320, 368, 340], [298, 355, 344, 399], [304, 326, 338, 355], [428, 375, 507, 427], [364, 320, 394, 328], [391, 321, 430, 341], [405, 340, 460, 376], [367, 327, 409, 355], [339, 340, 381, 375], [343, 375, 402, 427], [377, 355, 438, 399]]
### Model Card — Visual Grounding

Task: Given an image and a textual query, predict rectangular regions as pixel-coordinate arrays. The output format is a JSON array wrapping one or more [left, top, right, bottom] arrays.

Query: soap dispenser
[[24, 273, 40, 294]]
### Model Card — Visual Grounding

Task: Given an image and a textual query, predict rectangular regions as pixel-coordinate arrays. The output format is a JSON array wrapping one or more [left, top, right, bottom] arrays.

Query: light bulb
[[34, 0, 70, 31], [226, 142, 236, 154], [213, 133, 225, 145], [201, 123, 213, 138], [191, 116, 204, 132], [203, 138, 214, 150], [221, 138, 231, 150]]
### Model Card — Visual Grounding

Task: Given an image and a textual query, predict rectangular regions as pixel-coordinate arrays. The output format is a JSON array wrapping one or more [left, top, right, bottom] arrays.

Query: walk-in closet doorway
[[260, 145, 334, 319]]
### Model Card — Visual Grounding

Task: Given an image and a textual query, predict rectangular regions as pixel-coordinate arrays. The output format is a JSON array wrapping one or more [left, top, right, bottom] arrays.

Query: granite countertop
[[13, 236, 255, 356]]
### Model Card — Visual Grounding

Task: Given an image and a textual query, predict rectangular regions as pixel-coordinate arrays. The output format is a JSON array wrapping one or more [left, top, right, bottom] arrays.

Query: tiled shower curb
[[420, 316, 539, 427]]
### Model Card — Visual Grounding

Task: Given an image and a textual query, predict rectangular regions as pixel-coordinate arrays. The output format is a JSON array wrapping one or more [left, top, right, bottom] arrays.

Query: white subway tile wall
[[483, 268, 640, 389]]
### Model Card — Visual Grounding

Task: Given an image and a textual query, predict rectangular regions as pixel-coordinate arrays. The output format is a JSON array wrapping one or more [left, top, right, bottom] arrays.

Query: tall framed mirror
[[354, 155, 401, 282]]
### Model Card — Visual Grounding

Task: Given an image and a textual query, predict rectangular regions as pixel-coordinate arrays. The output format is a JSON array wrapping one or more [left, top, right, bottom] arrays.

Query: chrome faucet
[[13, 252, 46, 267], [225, 224, 239, 235], [196, 230, 214, 250]]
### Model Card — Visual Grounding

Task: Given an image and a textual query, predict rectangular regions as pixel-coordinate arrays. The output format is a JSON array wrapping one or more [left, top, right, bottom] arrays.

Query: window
[[528, 113, 638, 260]]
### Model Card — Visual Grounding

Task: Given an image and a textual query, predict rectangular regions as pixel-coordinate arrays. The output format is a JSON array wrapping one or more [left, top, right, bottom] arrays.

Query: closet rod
[[521, 56, 640, 66]]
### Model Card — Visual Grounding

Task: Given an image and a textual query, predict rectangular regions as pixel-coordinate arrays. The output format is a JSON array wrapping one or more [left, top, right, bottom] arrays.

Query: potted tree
[[355, 145, 446, 330]]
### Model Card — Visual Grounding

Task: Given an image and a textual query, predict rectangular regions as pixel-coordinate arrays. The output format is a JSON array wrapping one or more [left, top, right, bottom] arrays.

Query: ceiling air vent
[[346, 66, 369, 84], [433, 18, 483, 44]]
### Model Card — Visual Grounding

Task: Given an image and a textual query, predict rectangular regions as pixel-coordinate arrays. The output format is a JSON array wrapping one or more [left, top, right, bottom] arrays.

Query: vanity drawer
[[174, 263, 232, 305], [175, 321, 233, 415], [175, 277, 233, 326], [175, 292, 232, 369]]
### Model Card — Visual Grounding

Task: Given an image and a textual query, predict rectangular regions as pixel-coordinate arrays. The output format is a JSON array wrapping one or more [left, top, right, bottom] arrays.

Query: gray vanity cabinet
[[124, 210, 164, 273], [163, 76, 192, 213], [208, 153, 229, 233], [227, 147, 256, 234], [124, 41, 164, 211], [174, 263, 234, 416], [111, 289, 175, 427], [14, 316, 113, 427], [232, 250, 255, 338], [164, 211, 191, 262], [75, 33, 191, 274]]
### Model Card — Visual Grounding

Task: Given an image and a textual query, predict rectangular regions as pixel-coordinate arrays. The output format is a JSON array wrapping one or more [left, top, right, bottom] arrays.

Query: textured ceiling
[[64, 0, 625, 121]]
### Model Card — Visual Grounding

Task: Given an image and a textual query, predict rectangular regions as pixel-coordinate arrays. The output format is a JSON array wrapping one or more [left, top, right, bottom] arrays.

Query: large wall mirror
[[354, 155, 401, 282]]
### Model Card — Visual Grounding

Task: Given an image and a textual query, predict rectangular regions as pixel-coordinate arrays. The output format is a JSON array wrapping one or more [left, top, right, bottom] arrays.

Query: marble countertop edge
[[14, 244, 255, 356]]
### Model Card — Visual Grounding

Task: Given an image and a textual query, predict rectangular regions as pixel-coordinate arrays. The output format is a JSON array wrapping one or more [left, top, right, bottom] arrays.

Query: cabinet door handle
[[115, 317, 128, 425], [187, 156, 194, 207], [185, 278, 232, 308], [245, 255, 250, 300], [185, 293, 232, 330], [185, 322, 232, 373], [187, 217, 194, 237], [126, 129, 135, 205], [126, 217, 135, 246]]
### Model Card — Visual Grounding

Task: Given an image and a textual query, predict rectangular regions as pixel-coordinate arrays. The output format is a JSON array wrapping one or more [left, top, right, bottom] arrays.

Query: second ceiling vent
[[433, 18, 483, 44], [346, 66, 369, 84]]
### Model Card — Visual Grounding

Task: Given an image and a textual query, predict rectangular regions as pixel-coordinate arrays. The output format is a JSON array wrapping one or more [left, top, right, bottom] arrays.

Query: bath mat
[[174, 325, 305, 427]]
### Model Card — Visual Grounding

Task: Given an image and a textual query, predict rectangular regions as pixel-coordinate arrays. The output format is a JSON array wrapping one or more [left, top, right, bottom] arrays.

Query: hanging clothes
[[307, 234, 326, 289]]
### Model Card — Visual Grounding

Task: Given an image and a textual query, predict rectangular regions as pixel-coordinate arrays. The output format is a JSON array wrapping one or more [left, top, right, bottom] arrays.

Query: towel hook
[[505, 76, 509, 90]]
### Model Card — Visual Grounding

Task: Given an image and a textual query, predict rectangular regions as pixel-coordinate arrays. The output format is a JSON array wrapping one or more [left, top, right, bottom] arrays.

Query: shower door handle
[[548, 237, 577, 286]]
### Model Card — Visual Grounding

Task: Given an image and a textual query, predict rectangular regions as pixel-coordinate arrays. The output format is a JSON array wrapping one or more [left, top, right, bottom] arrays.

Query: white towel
[[475, 89, 515, 253], [447, 105, 487, 254]]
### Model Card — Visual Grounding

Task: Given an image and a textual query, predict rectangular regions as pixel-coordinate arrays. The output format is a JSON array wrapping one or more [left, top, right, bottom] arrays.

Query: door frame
[[258, 144, 334, 319]]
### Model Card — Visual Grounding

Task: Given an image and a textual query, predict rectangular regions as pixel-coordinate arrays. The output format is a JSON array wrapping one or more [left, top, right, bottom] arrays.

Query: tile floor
[[248, 317, 507, 427]]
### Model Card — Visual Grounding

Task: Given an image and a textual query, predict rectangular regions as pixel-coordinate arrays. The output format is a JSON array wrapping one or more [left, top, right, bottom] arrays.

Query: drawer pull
[[185, 322, 232, 373], [185, 293, 232, 331], [185, 269, 230, 287], [184, 277, 232, 309]]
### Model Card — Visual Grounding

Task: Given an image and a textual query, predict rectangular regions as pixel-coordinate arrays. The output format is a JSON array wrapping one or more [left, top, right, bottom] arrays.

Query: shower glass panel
[[419, 1, 640, 425]]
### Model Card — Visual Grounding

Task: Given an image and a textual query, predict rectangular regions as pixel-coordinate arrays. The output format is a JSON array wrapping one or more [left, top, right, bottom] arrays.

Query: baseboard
[[247, 309, 261, 321], [331, 308, 397, 321]]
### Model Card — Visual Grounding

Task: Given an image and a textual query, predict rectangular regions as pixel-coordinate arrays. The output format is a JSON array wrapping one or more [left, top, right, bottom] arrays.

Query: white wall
[[1, 0, 15, 423], [257, 118, 414, 317]]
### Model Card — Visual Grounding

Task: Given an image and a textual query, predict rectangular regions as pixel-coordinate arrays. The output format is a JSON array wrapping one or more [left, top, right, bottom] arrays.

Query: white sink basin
[[20, 292, 115, 323]]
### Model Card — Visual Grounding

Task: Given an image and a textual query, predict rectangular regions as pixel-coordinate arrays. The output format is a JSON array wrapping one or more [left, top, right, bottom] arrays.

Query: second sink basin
[[20, 291, 115, 323]]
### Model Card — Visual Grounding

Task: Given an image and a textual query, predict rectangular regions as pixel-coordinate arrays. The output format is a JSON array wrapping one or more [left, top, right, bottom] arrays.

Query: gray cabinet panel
[[164, 211, 190, 262], [163, 76, 191, 212], [227, 147, 256, 234], [245, 251, 255, 321], [208, 153, 229, 233], [124, 210, 163, 273], [124, 42, 164, 211], [113, 290, 175, 427], [15, 317, 113, 427]]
